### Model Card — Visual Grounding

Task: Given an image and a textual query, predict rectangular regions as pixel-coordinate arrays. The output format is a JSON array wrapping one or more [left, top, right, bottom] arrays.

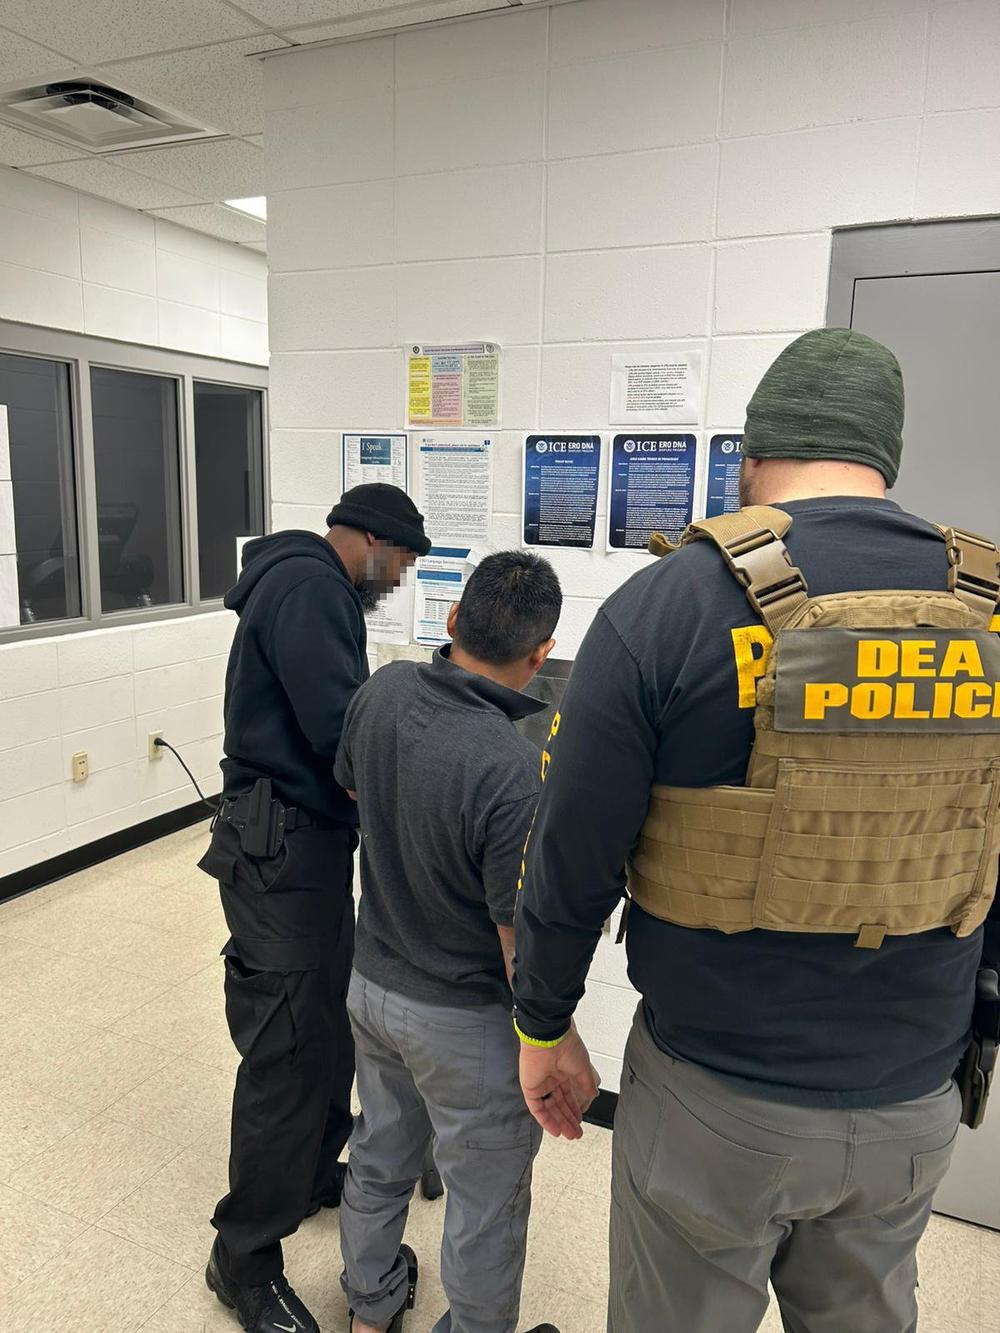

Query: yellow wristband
[[513, 1018, 568, 1049]]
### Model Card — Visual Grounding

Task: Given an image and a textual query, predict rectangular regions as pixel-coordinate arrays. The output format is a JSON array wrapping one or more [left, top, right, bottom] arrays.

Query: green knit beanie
[[742, 328, 904, 486]]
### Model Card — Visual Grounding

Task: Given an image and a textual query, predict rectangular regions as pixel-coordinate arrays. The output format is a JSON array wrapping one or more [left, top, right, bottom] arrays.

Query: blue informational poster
[[608, 433, 697, 550], [523, 435, 602, 549], [412, 546, 472, 646], [705, 433, 744, 518]]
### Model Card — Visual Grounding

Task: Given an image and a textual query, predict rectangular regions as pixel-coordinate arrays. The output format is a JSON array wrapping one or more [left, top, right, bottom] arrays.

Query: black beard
[[357, 582, 381, 613]]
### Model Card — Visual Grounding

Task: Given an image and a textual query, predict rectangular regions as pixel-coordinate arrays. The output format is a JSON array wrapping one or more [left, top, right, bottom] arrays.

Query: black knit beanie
[[743, 328, 905, 486], [327, 483, 431, 556]]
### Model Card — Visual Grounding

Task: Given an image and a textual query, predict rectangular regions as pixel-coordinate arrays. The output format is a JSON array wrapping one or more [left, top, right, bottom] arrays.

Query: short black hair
[[453, 551, 562, 666]]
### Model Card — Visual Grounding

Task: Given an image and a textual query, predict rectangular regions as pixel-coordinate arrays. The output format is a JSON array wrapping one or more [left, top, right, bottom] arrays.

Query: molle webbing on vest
[[628, 510, 1000, 947], [632, 748, 1000, 940]]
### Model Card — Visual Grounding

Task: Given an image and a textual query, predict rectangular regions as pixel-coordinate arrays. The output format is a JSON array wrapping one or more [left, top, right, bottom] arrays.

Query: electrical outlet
[[71, 751, 88, 783], [148, 731, 164, 761]]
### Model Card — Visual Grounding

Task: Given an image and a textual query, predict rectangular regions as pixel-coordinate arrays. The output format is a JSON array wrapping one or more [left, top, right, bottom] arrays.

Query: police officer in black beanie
[[199, 484, 431, 1333]]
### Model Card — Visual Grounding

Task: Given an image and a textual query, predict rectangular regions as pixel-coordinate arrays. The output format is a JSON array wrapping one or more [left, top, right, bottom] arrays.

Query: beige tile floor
[[0, 821, 997, 1332]]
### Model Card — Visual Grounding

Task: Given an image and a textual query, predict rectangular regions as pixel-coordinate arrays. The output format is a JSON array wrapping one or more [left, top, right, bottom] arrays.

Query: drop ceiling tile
[[0, 1, 264, 66], [28, 158, 202, 211], [0, 124, 83, 167], [109, 138, 263, 201], [94, 36, 289, 138], [149, 203, 266, 245], [0, 28, 75, 82], [279, 0, 507, 41], [233, 0, 425, 25]]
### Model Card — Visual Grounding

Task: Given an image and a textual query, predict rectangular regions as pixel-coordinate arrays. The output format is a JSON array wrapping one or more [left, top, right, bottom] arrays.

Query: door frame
[[827, 217, 1000, 328]]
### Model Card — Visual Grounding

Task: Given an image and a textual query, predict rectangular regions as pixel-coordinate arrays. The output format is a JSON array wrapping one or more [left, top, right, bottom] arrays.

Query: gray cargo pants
[[610, 1007, 962, 1333], [340, 972, 542, 1333]]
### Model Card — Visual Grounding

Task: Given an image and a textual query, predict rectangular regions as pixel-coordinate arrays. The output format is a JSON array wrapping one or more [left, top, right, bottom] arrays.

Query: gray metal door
[[829, 220, 1000, 1229]]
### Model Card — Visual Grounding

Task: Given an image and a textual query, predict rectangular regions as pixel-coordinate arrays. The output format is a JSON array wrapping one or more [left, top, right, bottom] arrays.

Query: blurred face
[[356, 538, 416, 611]]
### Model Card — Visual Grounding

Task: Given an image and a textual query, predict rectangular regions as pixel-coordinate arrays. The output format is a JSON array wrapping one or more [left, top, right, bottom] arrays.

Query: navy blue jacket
[[514, 497, 1000, 1107]]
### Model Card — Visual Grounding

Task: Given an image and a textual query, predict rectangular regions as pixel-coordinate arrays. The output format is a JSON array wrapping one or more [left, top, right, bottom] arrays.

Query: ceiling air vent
[[0, 77, 221, 152]]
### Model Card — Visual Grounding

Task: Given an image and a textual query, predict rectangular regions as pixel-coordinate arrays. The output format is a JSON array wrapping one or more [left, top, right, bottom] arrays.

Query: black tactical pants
[[199, 816, 357, 1286]]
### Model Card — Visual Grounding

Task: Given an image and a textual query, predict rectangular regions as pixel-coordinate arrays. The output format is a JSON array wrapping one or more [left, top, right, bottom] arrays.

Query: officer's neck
[[746, 458, 887, 506]]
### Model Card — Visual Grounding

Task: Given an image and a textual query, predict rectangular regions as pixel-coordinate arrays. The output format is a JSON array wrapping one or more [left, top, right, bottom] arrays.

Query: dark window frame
[[0, 348, 81, 626], [0, 319, 268, 643], [193, 378, 266, 603]]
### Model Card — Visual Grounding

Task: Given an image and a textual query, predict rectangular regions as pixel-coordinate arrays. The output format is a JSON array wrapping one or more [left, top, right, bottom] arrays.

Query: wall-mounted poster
[[522, 434, 602, 550], [412, 432, 493, 546], [705, 432, 744, 518], [609, 352, 702, 426], [412, 546, 474, 646], [366, 580, 413, 647], [407, 342, 500, 428], [342, 432, 407, 492], [607, 433, 697, 551]]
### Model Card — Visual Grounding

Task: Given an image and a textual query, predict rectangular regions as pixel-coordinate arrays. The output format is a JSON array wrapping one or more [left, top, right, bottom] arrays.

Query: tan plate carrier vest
[[630, 507, 1000, 948]]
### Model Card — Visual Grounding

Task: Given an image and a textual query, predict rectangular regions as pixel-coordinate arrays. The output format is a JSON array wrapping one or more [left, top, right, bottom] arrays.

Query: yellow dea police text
[[773, 629, 1000, 733]]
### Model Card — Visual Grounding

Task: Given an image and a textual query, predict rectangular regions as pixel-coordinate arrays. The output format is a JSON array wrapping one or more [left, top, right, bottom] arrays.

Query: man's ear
[[529, 638, 556, 671], [446, 602, 460, 638]]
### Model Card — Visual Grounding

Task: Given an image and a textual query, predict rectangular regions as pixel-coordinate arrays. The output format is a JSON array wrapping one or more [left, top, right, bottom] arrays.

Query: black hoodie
[[221, 530, 368, 827]]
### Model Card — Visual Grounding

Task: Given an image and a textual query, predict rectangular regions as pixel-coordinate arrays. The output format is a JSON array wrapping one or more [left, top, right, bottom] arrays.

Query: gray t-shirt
[[335, 647, 546, 1008]]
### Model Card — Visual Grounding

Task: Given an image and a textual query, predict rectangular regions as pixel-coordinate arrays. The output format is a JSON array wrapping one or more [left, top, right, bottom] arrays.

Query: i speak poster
[[607, 434, 697, 551], [407, 343, 500, 429], [522, 434, 602, 550], [341, 433, 408, 492]]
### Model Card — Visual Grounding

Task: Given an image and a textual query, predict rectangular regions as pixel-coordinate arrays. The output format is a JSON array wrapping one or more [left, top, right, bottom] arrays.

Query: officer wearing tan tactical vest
[[511, 329, 1000, 1333]]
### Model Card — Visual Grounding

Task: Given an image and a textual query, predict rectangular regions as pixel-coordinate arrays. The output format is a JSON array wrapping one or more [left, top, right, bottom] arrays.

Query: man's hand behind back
[[519, 1023, 601, 1139]]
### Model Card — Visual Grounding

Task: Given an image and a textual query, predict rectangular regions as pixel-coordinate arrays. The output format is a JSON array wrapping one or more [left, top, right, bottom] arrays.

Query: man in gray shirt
[[335, 551, 564, 1333]]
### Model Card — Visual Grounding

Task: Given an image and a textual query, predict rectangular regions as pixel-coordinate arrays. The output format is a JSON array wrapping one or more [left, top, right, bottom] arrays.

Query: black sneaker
[[206, 1240, 319, 1332], [304, 1159, 348, 1219]]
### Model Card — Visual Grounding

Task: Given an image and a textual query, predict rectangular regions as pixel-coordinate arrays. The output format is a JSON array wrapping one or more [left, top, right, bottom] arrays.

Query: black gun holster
[[956, 967, 1000, 1130], [219, 778, 289, 859]]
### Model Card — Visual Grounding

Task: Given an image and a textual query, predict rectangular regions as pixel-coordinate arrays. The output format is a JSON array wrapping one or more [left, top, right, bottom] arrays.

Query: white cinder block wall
[[0, 167, 269, 880], [261, 0, 1000, 1092], [0, 166, 269, 362]]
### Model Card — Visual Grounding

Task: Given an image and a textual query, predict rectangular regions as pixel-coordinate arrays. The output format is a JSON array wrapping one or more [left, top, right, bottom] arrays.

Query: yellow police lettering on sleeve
[[520, 710, 562, 892], [776, 629, 1000, 733], [540, 709, 560, 783], [731, 626, 774, 709]]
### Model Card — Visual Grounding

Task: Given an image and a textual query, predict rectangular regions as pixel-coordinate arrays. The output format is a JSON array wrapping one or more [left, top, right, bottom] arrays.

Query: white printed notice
[[342, 433, 408, 492], [413, 432, 494, 546], [407, 343, 500, 429], [609, 352, 702, 426], [412, 546, 473, 647], [366, 580, 413, 646]]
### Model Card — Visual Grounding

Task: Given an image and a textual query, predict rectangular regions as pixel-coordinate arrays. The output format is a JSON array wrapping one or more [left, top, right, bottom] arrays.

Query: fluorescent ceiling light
[[224, 196, 267, 221]]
